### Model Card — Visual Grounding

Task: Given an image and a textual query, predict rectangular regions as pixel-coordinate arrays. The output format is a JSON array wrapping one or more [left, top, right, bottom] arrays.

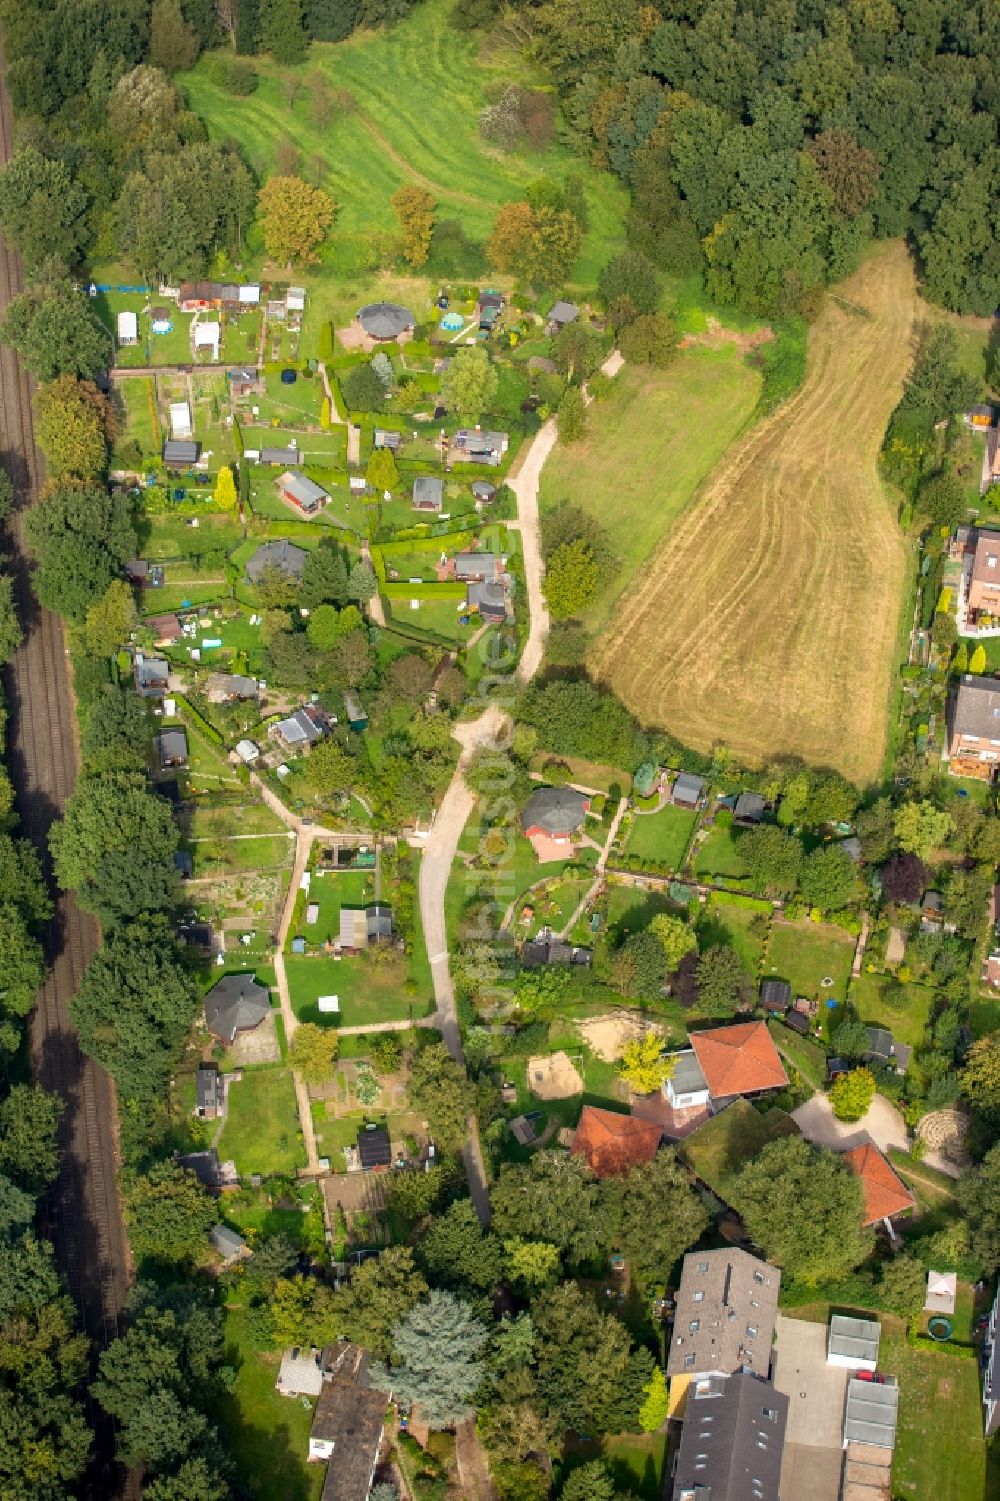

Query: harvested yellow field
[[591, 242, 918, 784]]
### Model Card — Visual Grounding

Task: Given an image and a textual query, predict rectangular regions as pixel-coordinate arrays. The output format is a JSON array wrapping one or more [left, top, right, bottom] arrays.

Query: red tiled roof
[[570, 1105, 662, 1178], [843, 1142, 915, 1226], [689, 1022, 788, 1098]]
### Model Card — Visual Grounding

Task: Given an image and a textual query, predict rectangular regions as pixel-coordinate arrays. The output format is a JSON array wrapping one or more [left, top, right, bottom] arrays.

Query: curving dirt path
[[355, 114, 483, 209], [590, 245, 917, 784]]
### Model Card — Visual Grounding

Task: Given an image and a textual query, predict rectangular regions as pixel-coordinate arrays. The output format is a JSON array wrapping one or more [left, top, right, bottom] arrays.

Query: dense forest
[[1, 0, 998, 318]]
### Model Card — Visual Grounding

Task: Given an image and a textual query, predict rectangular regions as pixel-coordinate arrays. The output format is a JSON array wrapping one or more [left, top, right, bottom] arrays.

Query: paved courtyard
[[792, 1092, 908, 1154], [773, 1315, 848, 1501]]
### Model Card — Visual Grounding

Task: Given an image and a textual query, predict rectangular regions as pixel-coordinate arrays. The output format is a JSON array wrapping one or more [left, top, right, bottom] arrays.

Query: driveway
[[773, 1315, 848, 1501], [792, 1092, 908, 1155]]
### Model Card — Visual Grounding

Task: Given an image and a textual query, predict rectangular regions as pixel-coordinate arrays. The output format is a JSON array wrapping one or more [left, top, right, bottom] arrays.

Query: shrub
[[208, 56, 259, 94]]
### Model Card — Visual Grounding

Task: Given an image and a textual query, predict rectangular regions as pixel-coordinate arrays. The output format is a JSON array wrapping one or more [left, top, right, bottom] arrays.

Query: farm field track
[[591, 242, 917, 785], [0, 32, 134, 1497]]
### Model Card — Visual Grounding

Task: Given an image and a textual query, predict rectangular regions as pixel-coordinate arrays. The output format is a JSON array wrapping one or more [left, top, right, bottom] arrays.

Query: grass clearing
[[181, 0, 626, 287], [591, 243, 917, 783], [284, 952, 430, 1029], [678, 1099, 800, 1204], [767, 1019, 828, 1090], [881, 1325, 987, 1501], [540, 350, 760, 635], [625, 804, 698, 869], [696, 894, 770, 975], [692, 823, 751, 882], [763, 918, 856, 1004], [217, 1066, 306, 1178], [844, 971, 935, 1051]]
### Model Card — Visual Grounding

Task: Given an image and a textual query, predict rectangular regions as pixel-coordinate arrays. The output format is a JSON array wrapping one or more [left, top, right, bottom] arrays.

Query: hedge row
[[172, 692, 224, 747]]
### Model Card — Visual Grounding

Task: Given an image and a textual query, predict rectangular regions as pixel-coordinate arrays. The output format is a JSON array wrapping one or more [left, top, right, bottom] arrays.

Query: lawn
[[138, 509, 244, 560], [112, 376, 160, 461], [691, 822, 751, 882], [696, 893, 771, 976], [767, 1020, 828, 1091], [213, 1308, 325, 1501], [762, 918, 856, 1005], [289, 867, 374, 948], [513, 875, 591, 939], [678, 1099, 800, 1205], [590, 243, 917, 784], [217, 1066, 306, 1178], [844, 971, 935, 1051], [625, 803, 698, 870], [881, 1324, 988, 1501], [189, 830, 294, 878], [541, 349, 761, 637], [180, 0, 627, 288], [284, 952, 429, 1029]]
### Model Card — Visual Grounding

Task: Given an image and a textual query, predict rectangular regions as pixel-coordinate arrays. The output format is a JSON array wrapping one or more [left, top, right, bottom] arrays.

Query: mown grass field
[[763, 918, 855, 1006], [625, 803, 698, 868], [539, 349, 760, 635], [180, 0, 627, 286], [590, 243, 917, 783], [217, 1066, 306, 1178]]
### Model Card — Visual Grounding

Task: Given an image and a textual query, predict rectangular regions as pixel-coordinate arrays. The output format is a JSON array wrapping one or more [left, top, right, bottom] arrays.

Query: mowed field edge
[[590, 242, 917, 785]]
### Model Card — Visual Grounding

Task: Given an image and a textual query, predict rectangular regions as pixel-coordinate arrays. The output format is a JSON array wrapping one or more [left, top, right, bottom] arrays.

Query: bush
[[207, 57, 259, 94]]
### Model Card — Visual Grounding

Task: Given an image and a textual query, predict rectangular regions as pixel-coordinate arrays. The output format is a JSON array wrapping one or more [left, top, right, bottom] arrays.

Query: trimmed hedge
[[384, 581, 465, 601], [173, 693, 224, 747]]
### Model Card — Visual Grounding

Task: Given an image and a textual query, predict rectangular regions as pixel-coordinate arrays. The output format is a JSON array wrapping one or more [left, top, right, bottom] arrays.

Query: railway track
[[0, 32, 134, 1499]]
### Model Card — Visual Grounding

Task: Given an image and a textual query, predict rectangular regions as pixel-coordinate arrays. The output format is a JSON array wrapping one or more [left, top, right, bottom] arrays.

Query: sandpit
[[577, 1012, 665, 1063], [527, 1051, 583, 1100]]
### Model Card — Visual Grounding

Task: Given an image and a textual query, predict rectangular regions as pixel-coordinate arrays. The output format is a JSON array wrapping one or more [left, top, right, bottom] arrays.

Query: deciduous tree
[[618, 1033, 673, 1095], [2, 273, 110, 381], [149, 0, 200, 70], [880, 851, 926, 904], [650, 913, 697, 969], [213, 465, 238, 510], [557, 385, 587, 443], [342, 362, 385, 412], [0, 148, 88, 269], [290, 1021, 339, 1082], [417, 1199, 503, 1295], [544, 538, 597, 618], [893, 800, 954, 862], [830, 1066, 875, 1122], [799, 845, 856, 911], [85, 580, 138, 659], [126, 1161, 217, 1267], [0, 1085, 61, 1194], [961, 1033, 1000, 1115], [329, 1246, 428, 1360], [492, 1152, 608, 1264], [391, 185, 436, 267], [733, 1136, 872, 1283], [366, 445, 398, 492], [257, 175, 334, 266], [261, 0, 308, 61], [738, 824, 803, 893], [486, 200, 581, 285], [441, 345, 499, 420], [34, 375, 113, 479], [408, 1041, 477, 1153], [696, 943, 749, 1016]]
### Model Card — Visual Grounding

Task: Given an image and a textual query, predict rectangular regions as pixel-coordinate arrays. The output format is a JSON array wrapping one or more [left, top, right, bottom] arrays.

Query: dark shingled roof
[[667, 1248, 780, 1378], [521, 786, 588, 836], [672, 1372, 788, 1501], [951, 675, 1000, 739], [357, 301, 415, 339], [246, 539, 308, 583], [204, 973, 270, 1043], [357, 1123, 391, 1170], [760, 978, 791, 1013], [312, 1346, 388, 1501]]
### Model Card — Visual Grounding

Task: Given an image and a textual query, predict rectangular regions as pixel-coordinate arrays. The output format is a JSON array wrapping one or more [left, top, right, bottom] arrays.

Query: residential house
[[134, 654, 169, 699], [145, 613, 182, 646], [967, 529, 1000, 621], [983, 1282, 1000, 1435], [688, 1021, 788, 1104], [338, 905, 393, 953], [277, 1347, 325, 1398], [667, 1248, 781, 1382], [468, 578, 507, 622], [195, 1063, 222, 1120], [206, 673, 259, 705], [842, 1141, 915, 1233], [356, 301, 415, 342], [671, 1371, 788, 1501], [452, 428, 508, 466], [278, 470, 329, 515], [344, 693, 367, 731], [154, 728, 188, 770], [117, 310, 138, 345], [271, 705, 329, 751], [455, 551, 502, 583], [204, 973, 270, 1044], [546, 299, 580, 333], [759, 978, 791, 1014], [827, 1314, 880, 1372], [246, 539, 308, 584], [521, 787, 589, 843], [570, 1105, 661, 1178], [671, 771, 704, 808], [477, 290, 503, 331], [947, 675, 1000, 778], [258, 444, 300, 467], [733, 791, 766, 826], [308, 1343, 388, 1501], [412, 476, 443, 511], [228, 366, 263, 398], [862, 1026, 911, 1073], [356, 1123, 392, 1171], [163, 439, 200, 468], [210, 1225, 250, 1266], [373, 429, 401, 451]]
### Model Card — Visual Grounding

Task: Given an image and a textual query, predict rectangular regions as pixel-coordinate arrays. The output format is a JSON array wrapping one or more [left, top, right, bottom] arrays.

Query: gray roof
[[134, 655, 169, 693], [246, 539, 308, 582], [279, 469, 328, 511], [259, 445, 299, 465], [673, 771, 704, 805], [521, 786, 589, 836], [863, 1026, 910, 1071], [672, 1371, 788, 1501], [471, 480, 496, 500], [155, 728, 187, 767], [667, 1249, 780, 1378], [314, 1382, 386, 1501], [734, 791, 766, 822], [339, 905, 393, 948], [468, 579, 506, 619], [206, 672, 258, 700], [760, 978, 791, 1011], [374, 429, 401, 449], [357, 301, 414, 339], [454, 428, 508, 456], [455, 551, 499, 581], [669, 1049, 709, 1095], [548, 299, 580, 324], [412, 475, 443, 507], [204, 972, 270, 1043], [843, 1376, 899, 1449], [228, 365, 259, 383], [196, 1064, 220, 1111], [829, 1315, 881, 1365], [344, 692, 366, 724], [163, 439, 200, 465], [210, 1224, 247, 1259], [952, 675, 1000, 739], [178, 1149, 222, 1187], [276, 706, 325, 745]]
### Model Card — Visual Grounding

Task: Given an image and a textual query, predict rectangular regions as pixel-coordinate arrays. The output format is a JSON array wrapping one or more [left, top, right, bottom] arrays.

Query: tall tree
[[380, 1290, 489, 1429], [407, 1042, 477, 1154], [261, 0, 308, 61], [0, 148, 88, 269], [1, 271, 109, 381], [258, 175, 334, 265], [733, 1136, 872, 1283], [149, 0, 200, 70], [34, 376, 114, 480], [329, 1246, 428, 1360], [50, 771, 179, 920], [440, 346, 498, 420], [391, 185, 436, 267]]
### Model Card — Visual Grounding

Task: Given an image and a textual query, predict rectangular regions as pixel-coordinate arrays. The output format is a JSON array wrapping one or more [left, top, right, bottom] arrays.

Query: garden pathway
[[557, 796, 628, 940], [336, 1015, 441, 1036], [271, 825, 322, 1175]]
